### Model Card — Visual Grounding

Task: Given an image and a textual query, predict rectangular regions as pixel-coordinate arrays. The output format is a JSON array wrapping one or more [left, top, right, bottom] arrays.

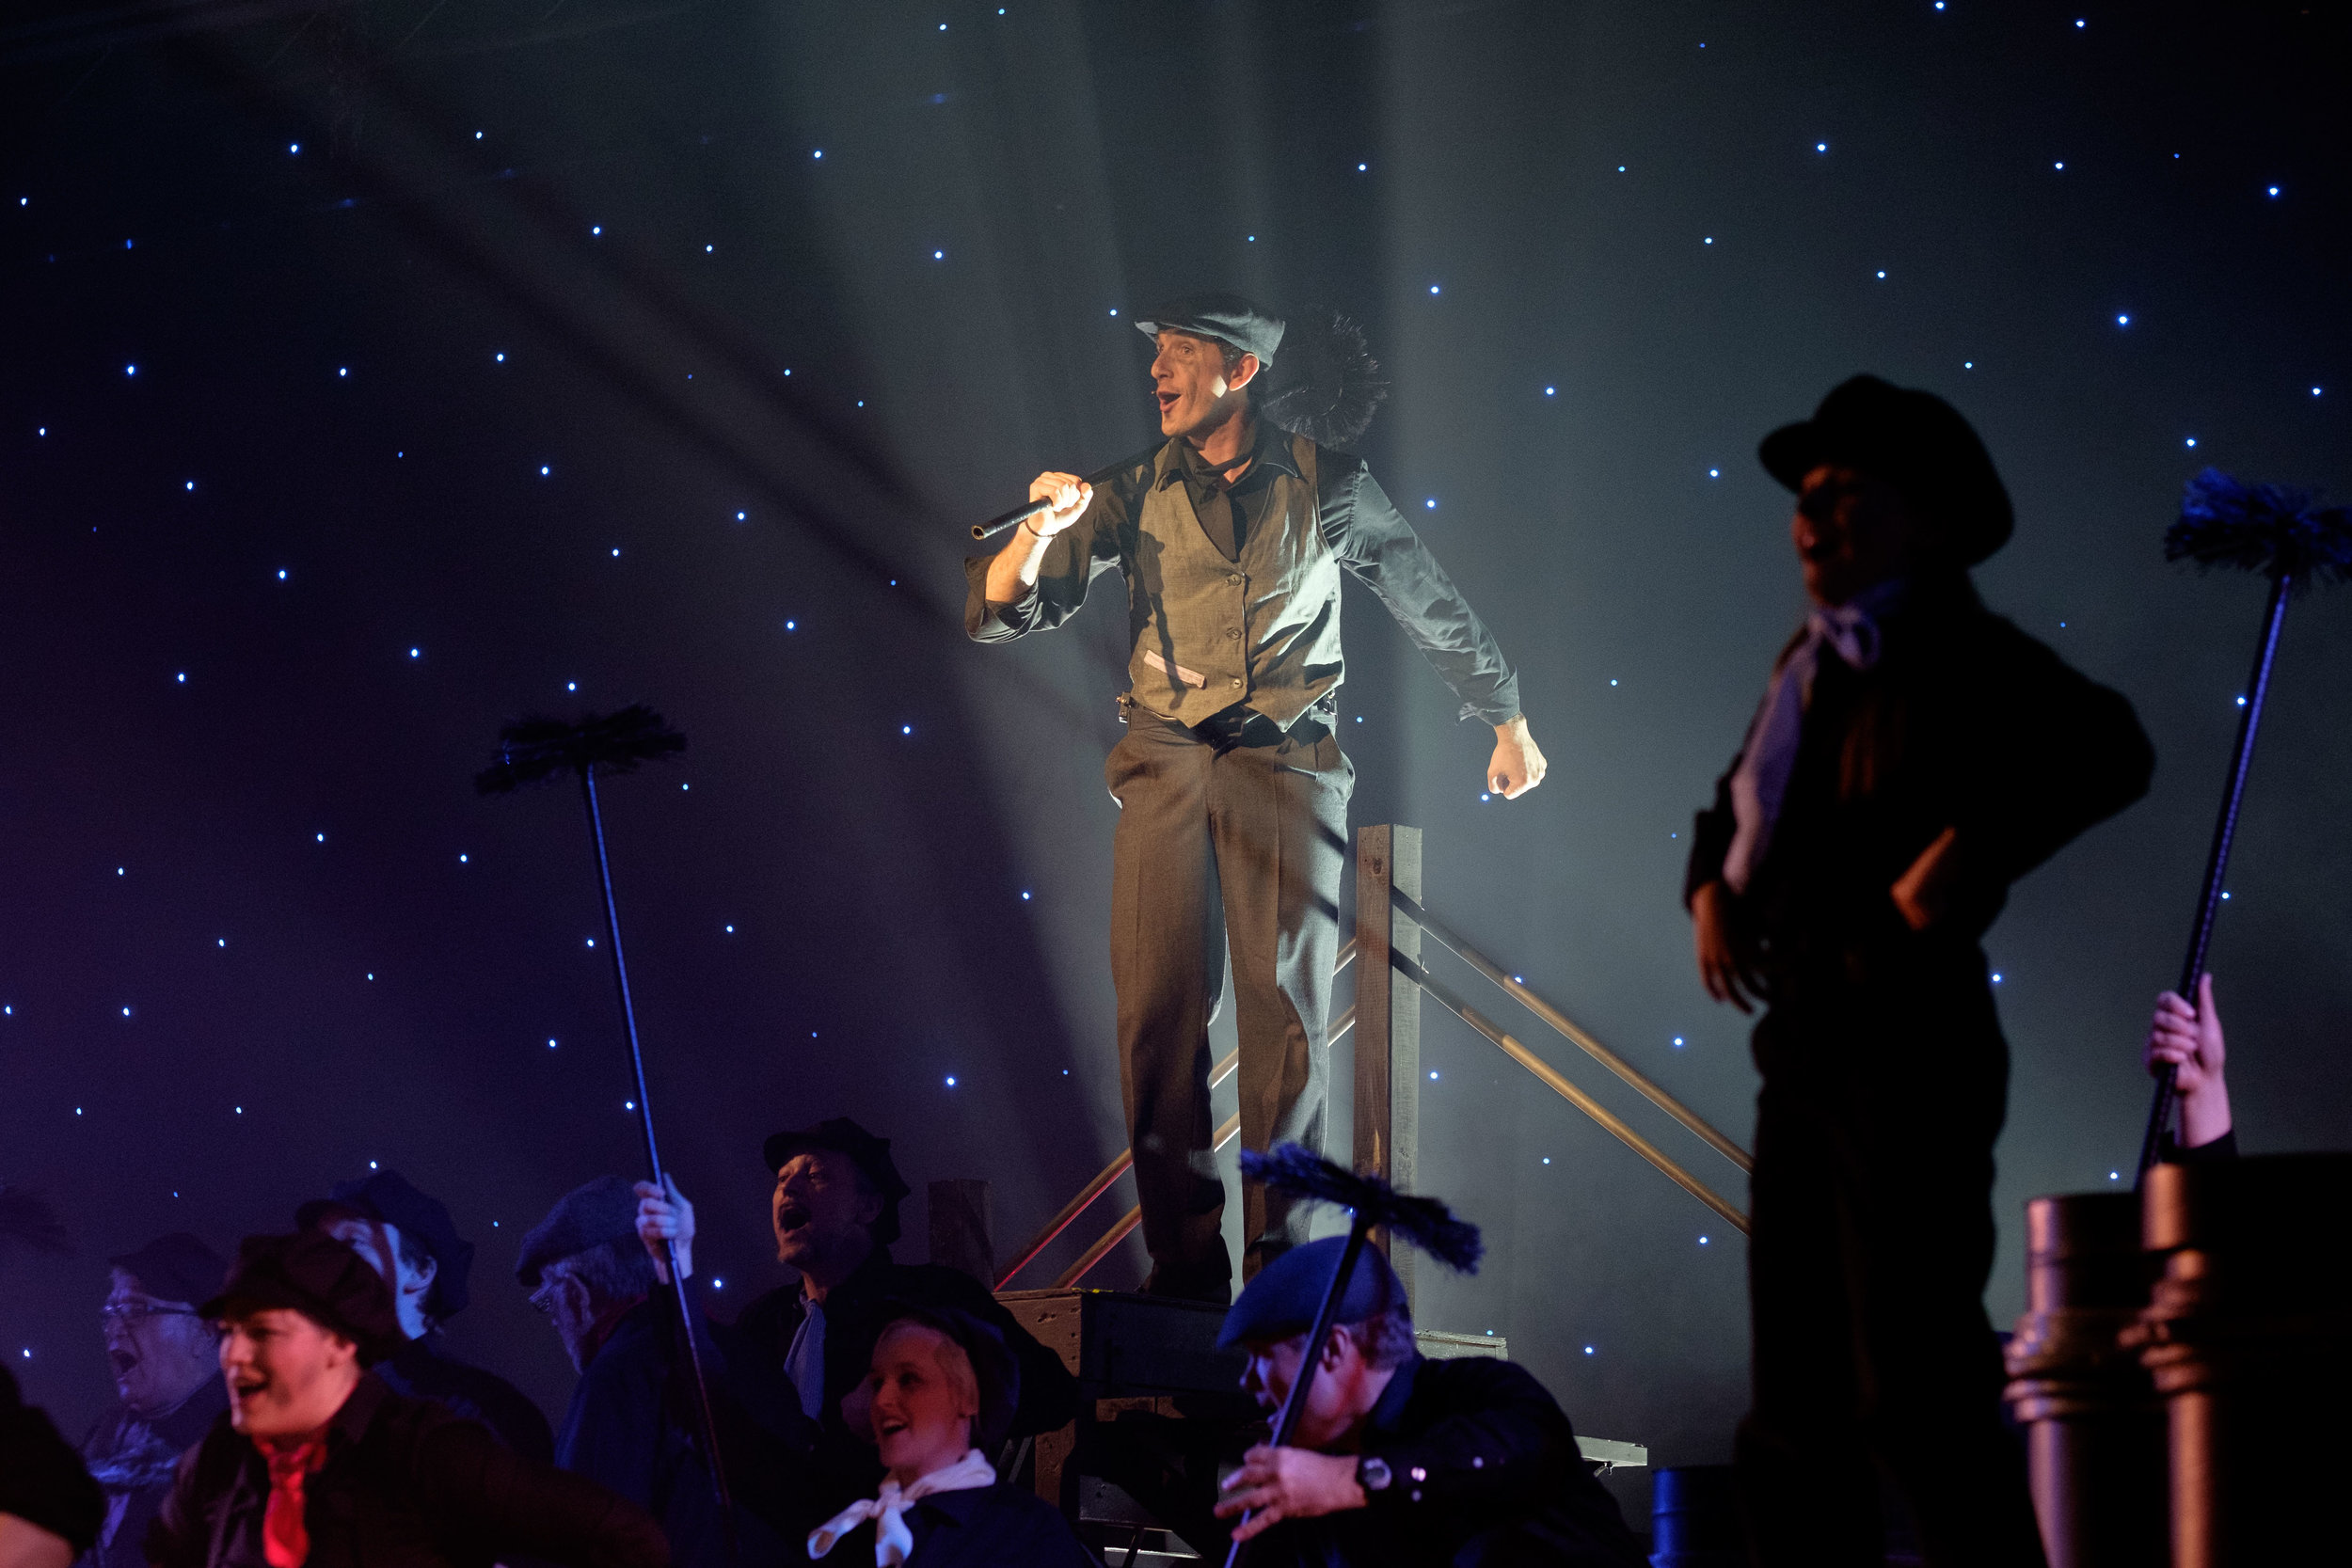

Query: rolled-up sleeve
[[1327, 461, 1521, 724], [962, 478, 1135, 643]]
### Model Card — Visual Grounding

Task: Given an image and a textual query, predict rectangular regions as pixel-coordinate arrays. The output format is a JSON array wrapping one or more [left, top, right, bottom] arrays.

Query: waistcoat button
[[1225, 627, 1240, 640], [1230, 678, 1243, 689], [1227, 573, 1241, 585]]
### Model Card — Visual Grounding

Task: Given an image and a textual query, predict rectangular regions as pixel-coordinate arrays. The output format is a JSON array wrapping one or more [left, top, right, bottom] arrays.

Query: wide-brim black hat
[[874, 1303, 1021, 1451], [1133, 293, 1285, 368], [761, 1117, 911, 1247], [202, 1231, 405, 1364], [296, 1167, 475, 1321], [1758, 374, 2013, 565]]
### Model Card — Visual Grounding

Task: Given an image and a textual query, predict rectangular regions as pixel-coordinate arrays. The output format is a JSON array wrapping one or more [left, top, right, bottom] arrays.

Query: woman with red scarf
[[148, 1230, 669, 1568]]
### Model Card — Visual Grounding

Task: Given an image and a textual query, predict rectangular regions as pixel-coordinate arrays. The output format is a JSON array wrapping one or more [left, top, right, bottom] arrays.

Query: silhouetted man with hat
[[632, 1117, 1078, 1527], [149, 1230, 667, 1568], [298, 1168, 552, 1460], [76, 1233, 228, 1568], [965, 293, 1548, 1300], [519, 1176, 803, 1568], [1684, 375, 2153, 1567], [1200, 1238, 1638, 1566]]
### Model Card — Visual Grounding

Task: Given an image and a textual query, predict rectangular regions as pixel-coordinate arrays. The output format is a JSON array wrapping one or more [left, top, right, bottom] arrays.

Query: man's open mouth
[[777, 1207, 811, 1233], [109, 1350, 137, 1377], [1157, 391, 1178, 414], [877, 1418, 909, 1439]]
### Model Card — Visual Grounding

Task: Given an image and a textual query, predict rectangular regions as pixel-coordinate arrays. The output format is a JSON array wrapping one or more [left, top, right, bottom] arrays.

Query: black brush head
[[475, 704, 687, 795], [1258, 308, 1389, 450], [2167, 468, 2352, 594], [1241, 1143, 1483, 1275]]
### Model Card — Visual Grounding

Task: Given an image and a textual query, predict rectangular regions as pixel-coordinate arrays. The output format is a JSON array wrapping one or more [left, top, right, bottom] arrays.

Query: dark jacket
[[815, 1483, 1094, 1568], [1686, 576, 2153, 998], [1253, 1354, 1642, 1568], [555, 1296, 802, 1568], [77, 1375, 229, 1568], [732, 1249, 1080, 1521], [2, 1366, 105, 1554], [148, 1373, 668, 1568], [375, 1338, 552, 1463]]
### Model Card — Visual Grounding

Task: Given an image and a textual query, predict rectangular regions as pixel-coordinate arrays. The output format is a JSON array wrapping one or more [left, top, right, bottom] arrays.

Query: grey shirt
[[964, 421, 1522, 727]]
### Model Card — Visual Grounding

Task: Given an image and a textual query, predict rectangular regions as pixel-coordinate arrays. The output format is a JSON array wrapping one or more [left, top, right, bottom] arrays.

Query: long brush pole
[[1222, 1213, 1375, 1568], [580, 768, 736, 1526], [2136, 571, 2294, 1178]]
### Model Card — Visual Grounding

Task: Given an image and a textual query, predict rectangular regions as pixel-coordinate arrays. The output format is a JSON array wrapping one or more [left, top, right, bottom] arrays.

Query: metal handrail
[[1054, 1112, 1242, 1287], [1394, 951, 1750, 1234], [1394, 890, 1753, 1175], [996, 943, 1357, 1289]]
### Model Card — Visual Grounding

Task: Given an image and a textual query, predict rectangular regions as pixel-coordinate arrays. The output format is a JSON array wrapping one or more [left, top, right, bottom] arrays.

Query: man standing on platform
[[965, 294, 1545, 1300], [1684, 375, 2153, 1567], [298, 1168, 553, 1461]]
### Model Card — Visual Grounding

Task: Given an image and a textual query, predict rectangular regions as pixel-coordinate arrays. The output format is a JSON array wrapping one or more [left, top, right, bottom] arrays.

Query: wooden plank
[[1353, 824, 1422, 1307]]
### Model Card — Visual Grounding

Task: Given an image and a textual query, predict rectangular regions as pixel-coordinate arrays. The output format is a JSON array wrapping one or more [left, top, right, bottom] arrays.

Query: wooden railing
[[997, 825, 1750, 1292]]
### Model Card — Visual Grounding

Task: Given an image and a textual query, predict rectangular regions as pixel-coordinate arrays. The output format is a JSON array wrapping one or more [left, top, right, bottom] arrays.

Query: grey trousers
[[1106, 710, 1353, 1294]]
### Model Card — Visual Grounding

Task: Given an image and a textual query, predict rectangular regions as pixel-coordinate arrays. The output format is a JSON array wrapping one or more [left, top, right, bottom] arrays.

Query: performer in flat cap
[[1200, 1238, 1638, 1566], [148, 1231, 668, 1568], [1684, 376, 2154, 1567], [966, 294, 1546, 1300]]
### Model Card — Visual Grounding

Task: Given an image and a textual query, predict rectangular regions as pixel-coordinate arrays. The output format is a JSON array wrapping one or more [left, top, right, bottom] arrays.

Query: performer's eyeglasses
[[100, 1303, 199, 1325]]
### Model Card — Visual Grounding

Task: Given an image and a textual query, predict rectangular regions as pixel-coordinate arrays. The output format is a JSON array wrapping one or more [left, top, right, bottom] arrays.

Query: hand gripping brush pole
[[1224, 1144, 1484, 1567], [967, 308, 1390, 540], [2135, 471, 2352, 1179], [475, 705, 734, 1527]]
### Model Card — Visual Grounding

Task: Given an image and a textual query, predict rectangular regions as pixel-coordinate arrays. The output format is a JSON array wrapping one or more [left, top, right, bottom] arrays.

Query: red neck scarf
[[258, 1433, 329, 1568]]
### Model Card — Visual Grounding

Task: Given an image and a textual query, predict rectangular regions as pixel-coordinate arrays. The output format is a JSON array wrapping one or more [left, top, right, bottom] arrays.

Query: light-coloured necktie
[[784, 1295, 826, 1420], [1722, 581, 1902, 894]]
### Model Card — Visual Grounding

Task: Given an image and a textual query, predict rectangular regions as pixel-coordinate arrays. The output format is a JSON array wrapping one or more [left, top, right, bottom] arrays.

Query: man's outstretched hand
[[1487, 715, 1547, 799], [1214, 1445, 1367, 1541]]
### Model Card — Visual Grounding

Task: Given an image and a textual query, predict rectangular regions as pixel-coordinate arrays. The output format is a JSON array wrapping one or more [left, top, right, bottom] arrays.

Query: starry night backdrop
[[2, 0, 2346, 1521]]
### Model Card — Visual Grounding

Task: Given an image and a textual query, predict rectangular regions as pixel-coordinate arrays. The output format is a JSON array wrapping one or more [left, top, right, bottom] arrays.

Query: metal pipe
[[2137, 571, 2294, 1179], [1396, 891, 1752, 1176], [1055, 1114, 1242, 1288], [1394, 952, 1750, 1236]]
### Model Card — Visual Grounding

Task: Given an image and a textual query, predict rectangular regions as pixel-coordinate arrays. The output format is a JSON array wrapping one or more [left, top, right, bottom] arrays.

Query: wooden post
[[1353, 824, 1421, 1307], [929, 1179, 994, 1289]]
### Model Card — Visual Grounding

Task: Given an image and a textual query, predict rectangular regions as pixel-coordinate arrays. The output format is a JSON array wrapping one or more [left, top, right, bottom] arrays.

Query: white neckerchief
[[1722, 578, 1905, 894], [806, 1448, 997, 1564]]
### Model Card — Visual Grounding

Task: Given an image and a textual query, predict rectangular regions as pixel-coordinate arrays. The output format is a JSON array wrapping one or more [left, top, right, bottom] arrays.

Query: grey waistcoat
[[1126, 433, 1341, 730]]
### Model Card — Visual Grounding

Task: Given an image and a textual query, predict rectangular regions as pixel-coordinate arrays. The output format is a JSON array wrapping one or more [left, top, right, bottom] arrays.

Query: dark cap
[[1133, 293, 1285, 369], [295, 1169, 475, 1321], [107, 1233, 226, 1309], [761, 1117, 912, 1246], [201, 1232, 404, 1363], [1758, 374, 2013, 566], [515, 1176, 641, 1290], [874, 1303, 1022, 1450], [1217, 1236, 1410, 1350]]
